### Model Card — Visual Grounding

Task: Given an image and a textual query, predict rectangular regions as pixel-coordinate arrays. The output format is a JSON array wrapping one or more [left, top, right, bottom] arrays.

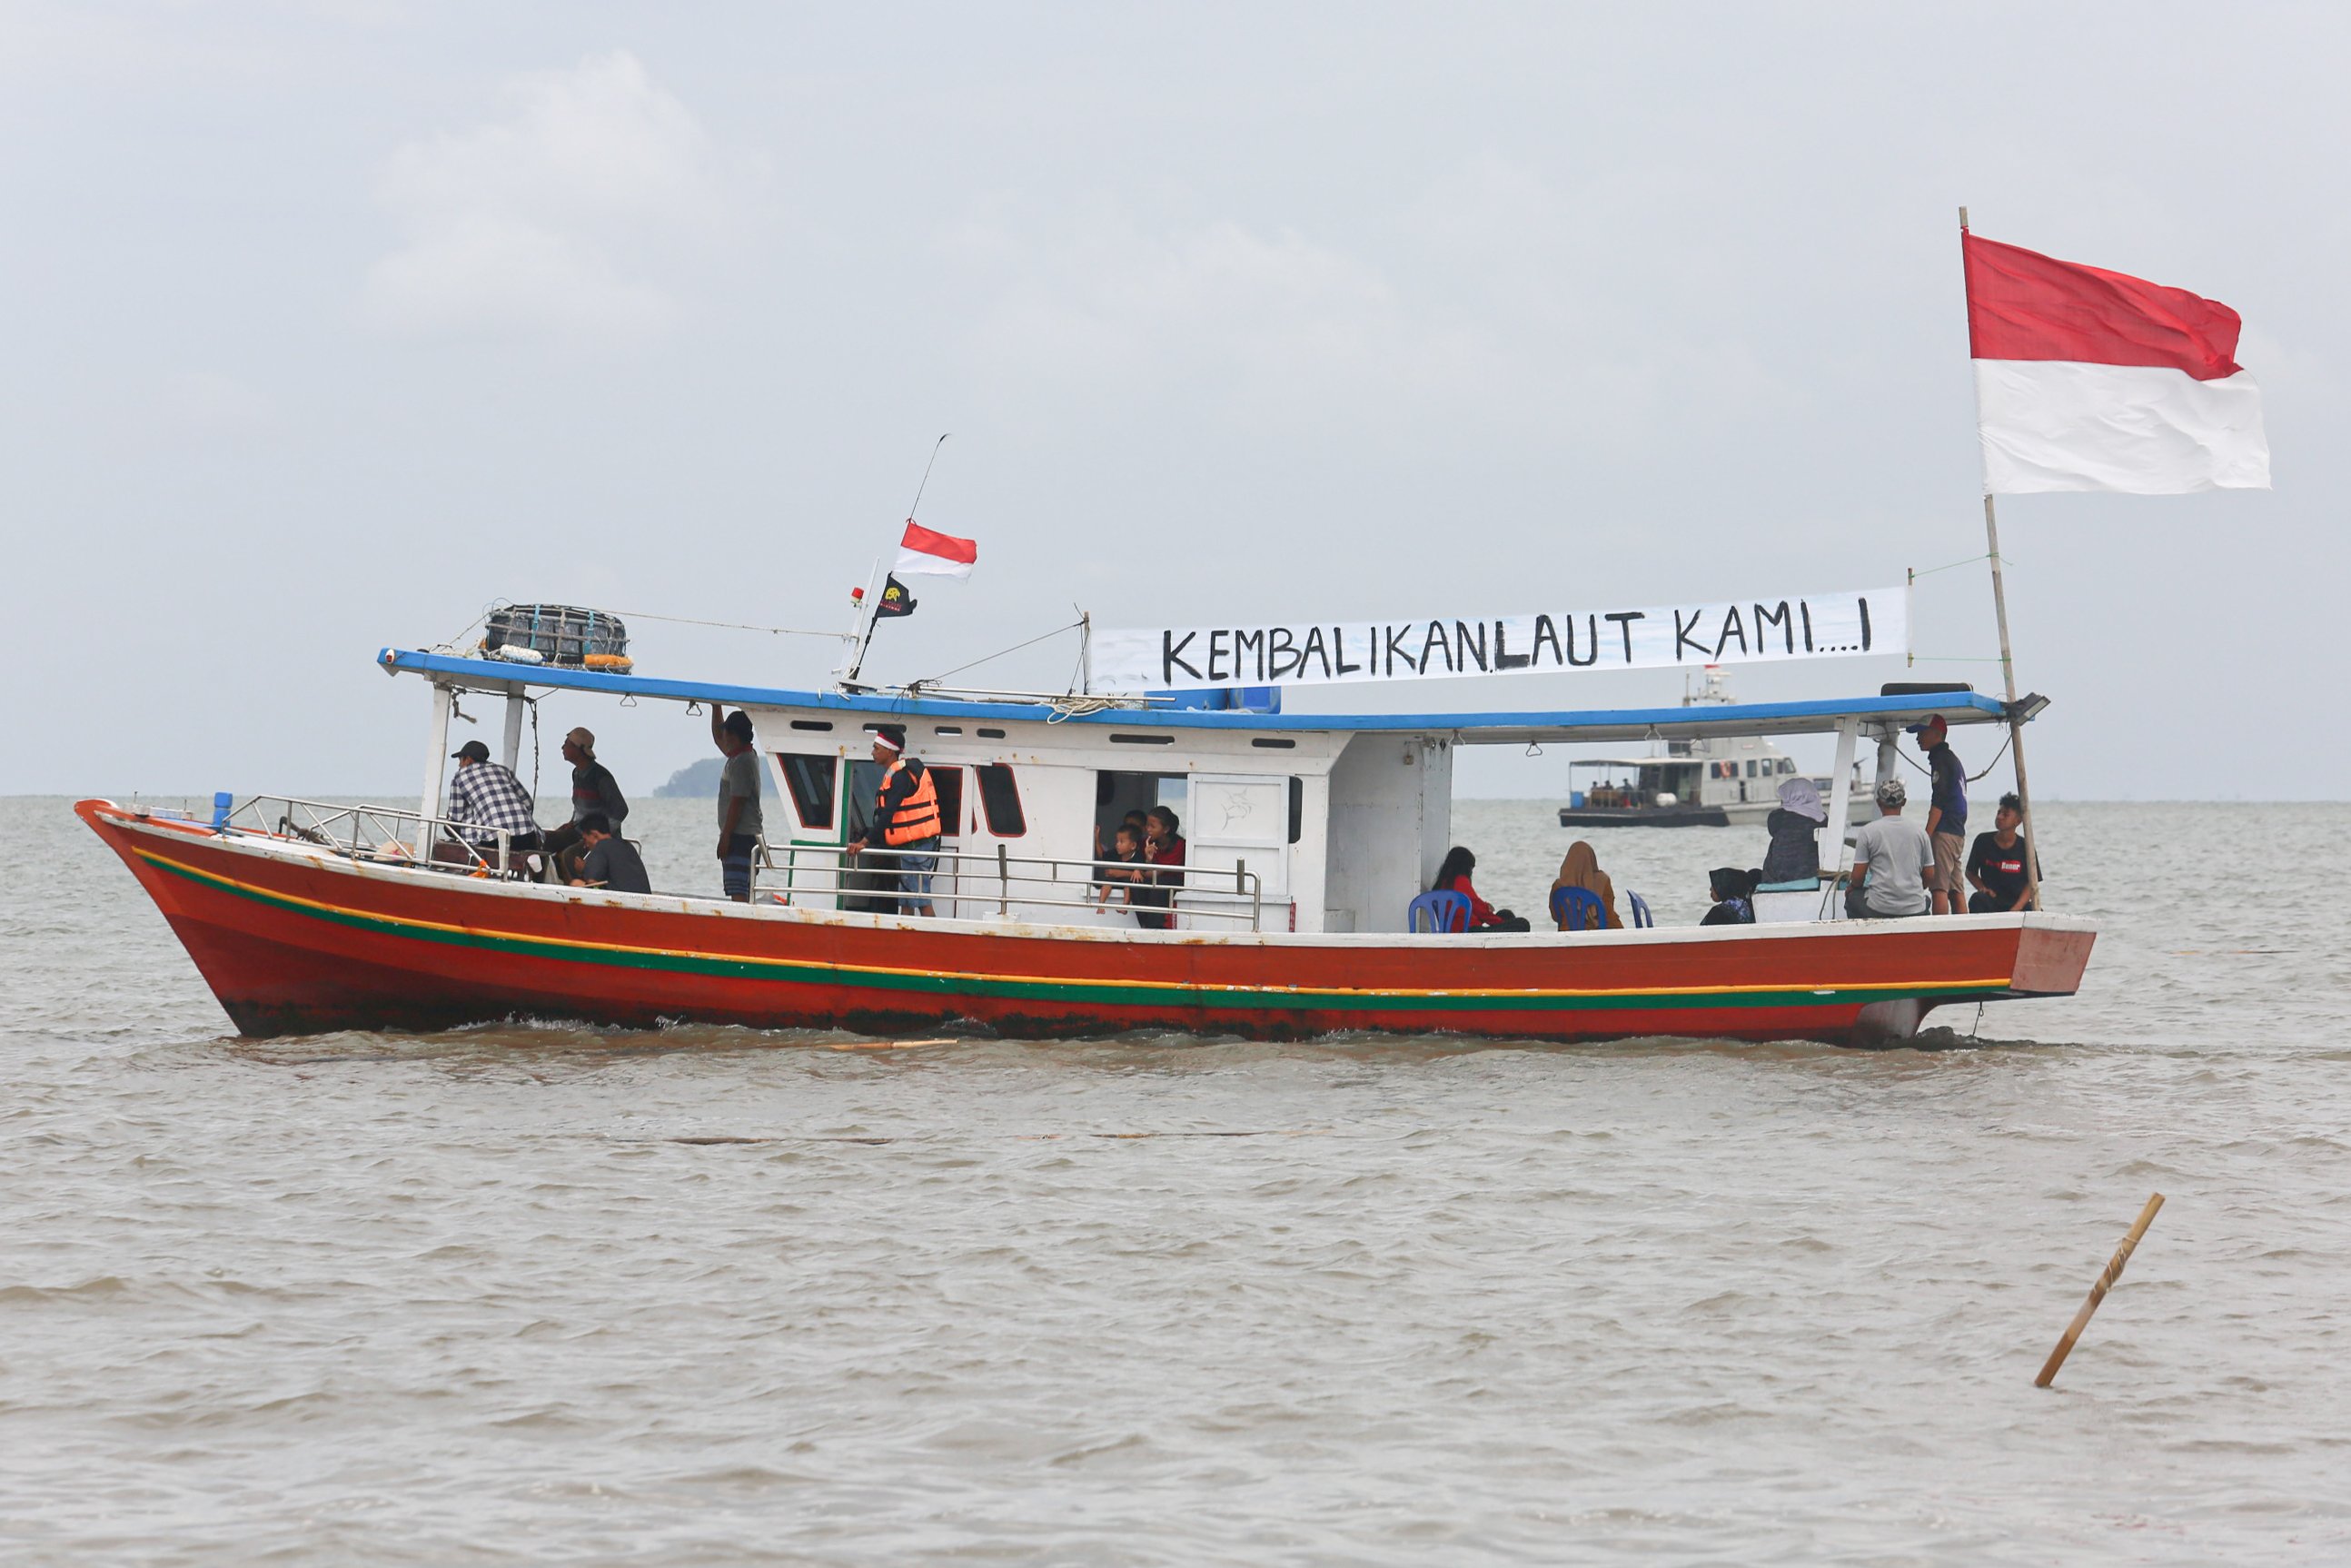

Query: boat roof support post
[[1822, 718, 1860, 886], [501, 687, 526, 772], [419, 683, 454, 856]]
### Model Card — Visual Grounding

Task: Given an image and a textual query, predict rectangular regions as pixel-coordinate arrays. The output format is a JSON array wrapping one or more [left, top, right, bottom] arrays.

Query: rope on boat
[[1894, 721, 2016, 784], [1910, 549, 2019, 579], [600, 608, 853, 640], [908, 618, 1087, 690]]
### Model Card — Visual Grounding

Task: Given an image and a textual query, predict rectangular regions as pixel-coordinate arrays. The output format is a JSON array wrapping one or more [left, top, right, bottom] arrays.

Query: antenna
[[846, 434, 953, 686], [907, 432, 949, 521]]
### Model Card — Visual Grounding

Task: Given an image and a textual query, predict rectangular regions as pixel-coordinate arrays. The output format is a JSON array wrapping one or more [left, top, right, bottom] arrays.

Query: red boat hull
[[82, 801, 2096, 1047]]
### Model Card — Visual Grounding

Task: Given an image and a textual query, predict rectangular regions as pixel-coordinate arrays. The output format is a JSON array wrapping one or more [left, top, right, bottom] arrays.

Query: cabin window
[[1252, 737, 1295, 749], [789, 719, 834, 732], [976, 764, 1026, 837], [934, 726, 963, 736], [775, 753, 838, 830], [1289, 777, 1304, 844], [978, 727, 1007, 739], [1110, 733, 1175, 746], [1744, 759, 1757, 778], [930, 766, 967, 837]]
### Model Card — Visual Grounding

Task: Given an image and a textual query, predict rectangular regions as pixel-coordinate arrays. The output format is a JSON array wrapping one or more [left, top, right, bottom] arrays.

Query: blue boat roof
[[378, 648, 2025, 743]]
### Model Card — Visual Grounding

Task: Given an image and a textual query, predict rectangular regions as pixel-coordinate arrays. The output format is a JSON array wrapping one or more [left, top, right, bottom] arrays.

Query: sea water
[[5, 796, 2347, 1564]]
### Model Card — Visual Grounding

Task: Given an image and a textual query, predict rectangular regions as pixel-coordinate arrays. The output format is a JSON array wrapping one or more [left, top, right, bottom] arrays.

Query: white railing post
[[1821, 718, 1860, 903], [501, 687, 526, 770], [418, 684, 453, 858]]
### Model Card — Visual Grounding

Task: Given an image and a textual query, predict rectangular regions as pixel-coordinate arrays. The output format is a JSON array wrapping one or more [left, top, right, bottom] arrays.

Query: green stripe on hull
[[147, 852, 2008, 1017]]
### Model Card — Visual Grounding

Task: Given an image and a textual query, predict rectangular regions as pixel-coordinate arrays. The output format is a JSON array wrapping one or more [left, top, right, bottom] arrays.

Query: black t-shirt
[[580, 836, 651, 895], [1964, 830, 2037, 908]]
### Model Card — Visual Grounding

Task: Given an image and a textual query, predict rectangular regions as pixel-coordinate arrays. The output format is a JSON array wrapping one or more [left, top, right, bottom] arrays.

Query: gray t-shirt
[[1851, 812, 1933, 916], [718, 749, 764, 839]]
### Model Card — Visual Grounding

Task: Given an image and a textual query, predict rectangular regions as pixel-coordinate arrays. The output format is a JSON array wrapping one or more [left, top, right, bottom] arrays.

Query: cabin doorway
[[1095, 771, 1186, 858], [844, 758, 967, 914]]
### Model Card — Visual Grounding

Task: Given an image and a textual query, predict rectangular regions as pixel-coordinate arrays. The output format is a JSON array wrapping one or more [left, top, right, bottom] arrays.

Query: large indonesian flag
[[1964, 233, 2269, 494], [894, 520, 978, 580]]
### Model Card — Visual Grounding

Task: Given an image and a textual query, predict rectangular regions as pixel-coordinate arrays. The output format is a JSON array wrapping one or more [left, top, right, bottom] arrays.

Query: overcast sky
[[5, 2, 2340, 801]]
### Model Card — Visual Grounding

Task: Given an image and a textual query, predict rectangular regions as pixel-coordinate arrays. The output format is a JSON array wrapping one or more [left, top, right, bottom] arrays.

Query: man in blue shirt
[[1910, 715, 1968, 916]]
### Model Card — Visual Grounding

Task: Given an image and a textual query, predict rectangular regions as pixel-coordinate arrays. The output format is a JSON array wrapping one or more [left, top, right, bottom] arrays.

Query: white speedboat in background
[[1557, 667, 1939, 829]]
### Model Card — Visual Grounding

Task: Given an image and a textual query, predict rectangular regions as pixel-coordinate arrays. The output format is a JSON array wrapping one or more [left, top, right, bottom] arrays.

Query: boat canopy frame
[[380, 648, 2037, 747]]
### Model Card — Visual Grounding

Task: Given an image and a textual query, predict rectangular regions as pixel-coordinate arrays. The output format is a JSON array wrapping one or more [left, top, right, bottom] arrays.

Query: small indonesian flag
[[1964, 233, 2269, 494], [894, 520, 978, 580]]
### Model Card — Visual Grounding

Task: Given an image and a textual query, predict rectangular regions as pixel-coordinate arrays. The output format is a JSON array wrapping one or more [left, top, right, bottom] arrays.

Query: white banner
[[1094, 585, 1905, 693]]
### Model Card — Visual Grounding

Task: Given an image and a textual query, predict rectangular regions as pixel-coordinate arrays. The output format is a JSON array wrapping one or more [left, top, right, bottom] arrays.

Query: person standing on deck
[[541, 727, 629, 883], [1846, 778, 1935, 919], [1133, 807, 1187, 930], [846, 725, 941, 917], [709, 708, 763, 902], [1910, 714, 1968, 916]]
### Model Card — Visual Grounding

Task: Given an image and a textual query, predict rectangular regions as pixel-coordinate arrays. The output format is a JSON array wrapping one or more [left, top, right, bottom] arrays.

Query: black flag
[[873, 573, 918, 619]]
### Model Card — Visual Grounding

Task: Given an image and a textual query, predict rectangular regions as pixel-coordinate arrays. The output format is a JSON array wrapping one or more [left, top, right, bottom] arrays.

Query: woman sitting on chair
[[1433, 847, 1531, 932], [1550, 841, 1625, 931]]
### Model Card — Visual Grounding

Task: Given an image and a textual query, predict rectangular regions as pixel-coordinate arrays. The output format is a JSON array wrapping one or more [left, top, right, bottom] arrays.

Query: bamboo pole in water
[[2035, 1193, 2165, 1388]]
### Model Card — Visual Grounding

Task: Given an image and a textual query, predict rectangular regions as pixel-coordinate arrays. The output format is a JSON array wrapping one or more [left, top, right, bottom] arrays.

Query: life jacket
[[878, 759, 941, 847]]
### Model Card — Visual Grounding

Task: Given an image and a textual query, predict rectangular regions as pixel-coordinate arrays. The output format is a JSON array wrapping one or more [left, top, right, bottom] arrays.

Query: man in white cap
[[1845, 777, 1935, 919], [541, 726, 630, 882], [845, 724, 940, 917]]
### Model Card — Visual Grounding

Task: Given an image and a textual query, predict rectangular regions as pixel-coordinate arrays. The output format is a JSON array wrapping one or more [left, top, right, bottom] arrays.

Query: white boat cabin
[[382, 648, 2033, 934]]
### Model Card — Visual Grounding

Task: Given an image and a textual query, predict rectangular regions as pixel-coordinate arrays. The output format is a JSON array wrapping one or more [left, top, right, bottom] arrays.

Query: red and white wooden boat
[[81, 641, 2092, 1047]]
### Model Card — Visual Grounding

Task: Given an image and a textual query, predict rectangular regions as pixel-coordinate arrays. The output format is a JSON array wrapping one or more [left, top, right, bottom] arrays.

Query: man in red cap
[[1909, 714, 1968, 916]]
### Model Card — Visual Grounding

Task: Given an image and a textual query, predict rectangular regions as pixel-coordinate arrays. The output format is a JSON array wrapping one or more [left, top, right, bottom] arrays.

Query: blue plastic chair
[[1407, 889, 1472, 933], [1550, 884, 1608, 932], [1627, 891, 1653, 929]]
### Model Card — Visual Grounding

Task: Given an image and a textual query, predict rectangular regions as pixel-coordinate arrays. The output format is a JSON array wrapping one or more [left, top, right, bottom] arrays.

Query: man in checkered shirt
[[447, 739, 543, 850]]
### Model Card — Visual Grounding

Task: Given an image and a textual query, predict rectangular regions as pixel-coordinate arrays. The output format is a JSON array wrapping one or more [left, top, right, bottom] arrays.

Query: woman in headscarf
[[1761, 776, 1829, 888], [1550, 840, 1623, 931], [1701, 867, 1761, 926]]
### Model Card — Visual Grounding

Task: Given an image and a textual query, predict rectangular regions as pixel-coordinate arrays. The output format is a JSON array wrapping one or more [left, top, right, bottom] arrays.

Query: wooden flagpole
[[1961, 206, 2042, 911]]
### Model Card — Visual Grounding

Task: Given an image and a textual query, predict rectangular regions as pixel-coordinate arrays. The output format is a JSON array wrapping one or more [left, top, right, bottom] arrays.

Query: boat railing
[[216, 794, 534, 876], [754, 841, 1267, 930]]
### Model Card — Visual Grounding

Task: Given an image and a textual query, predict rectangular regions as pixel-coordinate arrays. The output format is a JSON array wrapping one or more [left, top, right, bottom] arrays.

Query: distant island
[[652, 756, 775, 799]]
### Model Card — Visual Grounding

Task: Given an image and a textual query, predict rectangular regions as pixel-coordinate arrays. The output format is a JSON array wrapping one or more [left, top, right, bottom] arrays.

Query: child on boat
[[1093, 823, 1149, 911]]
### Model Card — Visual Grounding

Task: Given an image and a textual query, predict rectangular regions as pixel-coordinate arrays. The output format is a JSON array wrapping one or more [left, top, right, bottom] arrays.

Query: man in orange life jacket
[[845, 724, 941, 917]]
